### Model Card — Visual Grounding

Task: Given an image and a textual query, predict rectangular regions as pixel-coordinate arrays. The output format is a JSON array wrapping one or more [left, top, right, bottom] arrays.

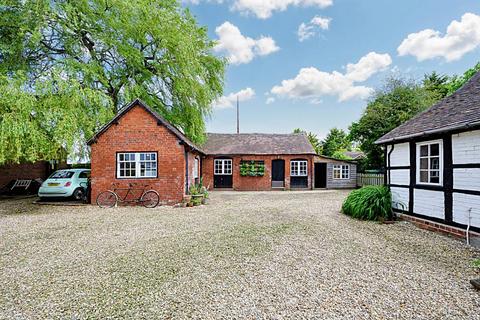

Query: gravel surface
[[0, 190, 479, 319]]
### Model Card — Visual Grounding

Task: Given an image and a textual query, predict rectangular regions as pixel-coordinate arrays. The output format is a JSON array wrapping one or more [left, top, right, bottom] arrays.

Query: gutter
[[375, 120, 480, 145]]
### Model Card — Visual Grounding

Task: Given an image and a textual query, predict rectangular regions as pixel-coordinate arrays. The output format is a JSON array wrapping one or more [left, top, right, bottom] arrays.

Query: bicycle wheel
[[96, 191, 118, 208], [141, 190, 160, 208]]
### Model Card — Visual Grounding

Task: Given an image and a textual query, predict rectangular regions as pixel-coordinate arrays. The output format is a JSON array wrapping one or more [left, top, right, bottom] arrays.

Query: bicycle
[[96, 183, 160, 208]]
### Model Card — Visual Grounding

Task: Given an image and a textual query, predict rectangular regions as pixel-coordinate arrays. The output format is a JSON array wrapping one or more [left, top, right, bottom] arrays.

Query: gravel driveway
[[1, 190, 479, 319]]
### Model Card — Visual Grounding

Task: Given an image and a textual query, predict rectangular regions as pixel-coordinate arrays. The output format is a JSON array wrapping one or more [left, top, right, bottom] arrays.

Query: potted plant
[[240, 162, 249, 176], [189, 179, 209, 206], [201, 186, 209, 204], [256, 163, 265, 176], [248, 161, 257, 176]]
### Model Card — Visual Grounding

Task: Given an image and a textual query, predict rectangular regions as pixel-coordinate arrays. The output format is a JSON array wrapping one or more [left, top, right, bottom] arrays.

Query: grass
[[473, 259, 480, 268], [342, 186, 392, 221]]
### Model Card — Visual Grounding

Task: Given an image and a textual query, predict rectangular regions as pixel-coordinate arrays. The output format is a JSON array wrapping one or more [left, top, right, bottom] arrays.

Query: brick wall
[[90, 104, 191, 205], [399, 213, 480, 239], [0, 161, 51, 187], [186, 151, 202, 191], [202, 154, 314, 191]]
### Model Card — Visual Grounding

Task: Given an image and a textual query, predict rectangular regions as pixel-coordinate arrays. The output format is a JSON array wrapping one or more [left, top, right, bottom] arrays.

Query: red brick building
[[87, 99, 203, 205], [201, 133, 316, 190], [88, 99, 356, 204]]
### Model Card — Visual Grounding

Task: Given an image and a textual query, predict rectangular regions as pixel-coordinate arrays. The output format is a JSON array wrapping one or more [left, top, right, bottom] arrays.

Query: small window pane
[[430, 144, 439, 156], [430, 158, 439, 170], [420, 170, 428, 182], [420, 158, 428, 170], [420, 145, 429, 157]]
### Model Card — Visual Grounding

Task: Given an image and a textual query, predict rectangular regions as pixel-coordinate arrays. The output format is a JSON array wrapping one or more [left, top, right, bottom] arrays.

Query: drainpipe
[[184, 148, 189, 195], [467, 208, 472, 245], [387, 144, 395, 186]]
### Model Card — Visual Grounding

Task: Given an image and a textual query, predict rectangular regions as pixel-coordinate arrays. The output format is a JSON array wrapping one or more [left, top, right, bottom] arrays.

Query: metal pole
[[236, 95, 239, 134]]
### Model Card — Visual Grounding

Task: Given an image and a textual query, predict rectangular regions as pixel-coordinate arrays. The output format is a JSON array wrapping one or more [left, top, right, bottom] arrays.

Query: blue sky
[[183, 0, 480, 139]]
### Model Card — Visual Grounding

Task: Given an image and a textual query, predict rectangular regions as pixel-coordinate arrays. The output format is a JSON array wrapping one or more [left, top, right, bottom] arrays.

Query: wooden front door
[[271, 159, 285, 187], [213, 159, 233, 188], [314, 163, 327, 188]]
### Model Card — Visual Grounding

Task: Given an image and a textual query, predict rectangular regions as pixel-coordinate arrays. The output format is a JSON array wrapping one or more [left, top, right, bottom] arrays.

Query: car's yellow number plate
[[48, 183, 60, 186]]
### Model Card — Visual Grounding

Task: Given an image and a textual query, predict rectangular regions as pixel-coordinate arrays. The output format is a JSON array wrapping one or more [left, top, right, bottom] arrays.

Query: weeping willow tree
[[0, 0, 225, 164], [0, 73, 113, 163]]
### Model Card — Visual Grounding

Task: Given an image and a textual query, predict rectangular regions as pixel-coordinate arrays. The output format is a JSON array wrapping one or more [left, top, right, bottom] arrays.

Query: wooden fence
[[357, 173, 384, 187]]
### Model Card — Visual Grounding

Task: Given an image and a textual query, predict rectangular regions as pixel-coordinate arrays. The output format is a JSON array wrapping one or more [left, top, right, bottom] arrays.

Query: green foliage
[[445, 62, 480, 95], [0, 72, 113, 164], [293, 128, 322, 154], [423, 71, 450, 99], [349, 77, 439, 169], [0, 0, 226, 164], [473, 259, 480, 268], [342, 186, 392, 221], [331, 150, 351, 160], [322, 128, 351, 157], [240, 161, 265, 177]]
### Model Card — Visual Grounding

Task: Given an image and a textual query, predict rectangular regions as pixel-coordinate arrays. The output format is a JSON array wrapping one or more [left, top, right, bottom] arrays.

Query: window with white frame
[[417, 141, 442, 185], [333, 165, 350, 179], [214, 159, 232, 175], [117, 152, 157, 178], [290, 160, 307, 176], [193, 158, 199, 179]]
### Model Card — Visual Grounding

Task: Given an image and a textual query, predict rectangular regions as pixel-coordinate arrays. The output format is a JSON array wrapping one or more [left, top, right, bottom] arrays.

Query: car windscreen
[[49, 171, 75, 179]]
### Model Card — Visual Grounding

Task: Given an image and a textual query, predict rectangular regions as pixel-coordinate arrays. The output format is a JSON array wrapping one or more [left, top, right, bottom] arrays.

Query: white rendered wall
[[453, 168, 480, 192], [452, 130, 480, 164], [390, 187, 409, 211], [453, 193, 480, 228], [413, 189, 444, 219], [388, 143, 410, 167], [390, 169, 410, 186]]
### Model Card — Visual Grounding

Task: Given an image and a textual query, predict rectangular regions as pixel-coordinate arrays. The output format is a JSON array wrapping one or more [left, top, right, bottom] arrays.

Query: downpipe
[[467, 208, 472, 245]]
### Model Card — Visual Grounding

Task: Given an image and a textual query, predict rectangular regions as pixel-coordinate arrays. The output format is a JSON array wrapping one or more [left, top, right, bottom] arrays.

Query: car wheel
[[72, 188, 85, 201]]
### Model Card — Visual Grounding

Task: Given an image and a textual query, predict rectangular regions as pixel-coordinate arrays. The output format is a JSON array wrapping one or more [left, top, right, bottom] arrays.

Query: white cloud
[[214, 22, 279, 65], [397, 12, 480, 62], [271, 52, 391, 102], [266, 97, 275, 104], [232, 0, 333, 19], [345, 51, 392, 82], [311, 16, 331, 29], [298, 16, 331, 41], [213, 88, 256, 109]]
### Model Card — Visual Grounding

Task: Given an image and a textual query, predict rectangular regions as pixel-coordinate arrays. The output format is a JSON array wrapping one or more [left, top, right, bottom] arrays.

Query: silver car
[[38, 169, 90, 200]]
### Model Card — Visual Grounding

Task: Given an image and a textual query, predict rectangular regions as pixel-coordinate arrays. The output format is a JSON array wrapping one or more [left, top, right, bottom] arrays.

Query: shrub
[[342, 186, 392, 221], [473, 259, 480, 268]]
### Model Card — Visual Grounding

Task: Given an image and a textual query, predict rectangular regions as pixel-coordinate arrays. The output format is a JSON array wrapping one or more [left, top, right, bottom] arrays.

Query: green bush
[[473, 259, 480, 268], [342, 186, 392, 221]]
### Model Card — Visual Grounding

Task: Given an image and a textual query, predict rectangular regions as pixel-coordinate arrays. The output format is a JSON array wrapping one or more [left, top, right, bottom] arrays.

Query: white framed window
[[290, 160, 307, 176], [333, 165, 350, 179], [193, 158, 199, 179], [416, 141, 442, 185], [214, 159, 232, 175], [117, 152, 157, 178]]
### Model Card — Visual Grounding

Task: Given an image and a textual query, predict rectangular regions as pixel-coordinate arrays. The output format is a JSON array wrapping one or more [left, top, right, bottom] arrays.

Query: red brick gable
[[90, 104, 194, 204]]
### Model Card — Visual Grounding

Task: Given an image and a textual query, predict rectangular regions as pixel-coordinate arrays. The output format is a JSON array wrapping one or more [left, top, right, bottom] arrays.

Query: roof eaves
[[375, 120, 480, 145]]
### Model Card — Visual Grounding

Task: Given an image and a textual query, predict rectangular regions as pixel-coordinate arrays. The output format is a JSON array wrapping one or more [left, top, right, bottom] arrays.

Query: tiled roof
[[202, 133, 316, 155], [376, 71, 480, 144], [343, 151, 365, 159]]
